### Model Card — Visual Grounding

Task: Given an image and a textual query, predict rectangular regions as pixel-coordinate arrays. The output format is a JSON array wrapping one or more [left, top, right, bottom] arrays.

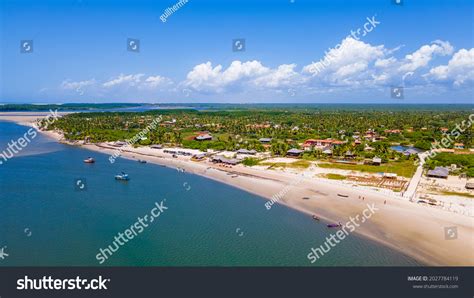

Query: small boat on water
[[337, 193, 349, 198], [115, 172, 130, 181], [312, 215, 320, 221], [138, 159, 147, 163], [327, 222, 341, 228], [83, 157, 95, 163]]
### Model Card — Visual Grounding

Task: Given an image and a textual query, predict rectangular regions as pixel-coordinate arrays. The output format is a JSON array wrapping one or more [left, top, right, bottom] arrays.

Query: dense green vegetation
[[46, 108, 473, 147], [41, 106, 473, 177], [425, 153, 474, 177]]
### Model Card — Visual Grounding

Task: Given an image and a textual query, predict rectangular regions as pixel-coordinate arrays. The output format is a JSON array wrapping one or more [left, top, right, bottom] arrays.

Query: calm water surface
[[0, 121, 422, 266]]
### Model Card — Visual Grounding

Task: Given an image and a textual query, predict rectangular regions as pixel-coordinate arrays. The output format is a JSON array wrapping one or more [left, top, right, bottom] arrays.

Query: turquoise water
[[390, 145, 421, 153], [0, 121, 422, 266]]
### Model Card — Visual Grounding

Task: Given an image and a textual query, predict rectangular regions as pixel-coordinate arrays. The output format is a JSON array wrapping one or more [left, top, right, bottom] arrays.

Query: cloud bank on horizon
[[57, 38, 474, 101]]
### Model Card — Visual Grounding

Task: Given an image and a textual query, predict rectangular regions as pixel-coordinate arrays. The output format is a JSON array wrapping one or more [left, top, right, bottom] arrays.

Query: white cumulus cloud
[[184, 60, 270, 92], [142, 75, 173, 88], [55, 39, 471, 100], [61, 79, 96, 90], [426, 48, 474, 86], [103, 74, 145, 88], [399, 40, 453, 72]]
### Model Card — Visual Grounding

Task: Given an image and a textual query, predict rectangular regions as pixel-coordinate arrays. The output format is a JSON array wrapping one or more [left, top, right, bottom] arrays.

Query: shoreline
[[1, 114, 473, 266]]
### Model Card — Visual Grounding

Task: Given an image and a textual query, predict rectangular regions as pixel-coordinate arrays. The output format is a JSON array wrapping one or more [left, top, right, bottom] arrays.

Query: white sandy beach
[[1, 113, 474, 266]]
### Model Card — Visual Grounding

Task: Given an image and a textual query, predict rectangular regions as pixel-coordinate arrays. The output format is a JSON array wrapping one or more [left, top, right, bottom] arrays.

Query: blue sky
[[1, 0, 473, 103]]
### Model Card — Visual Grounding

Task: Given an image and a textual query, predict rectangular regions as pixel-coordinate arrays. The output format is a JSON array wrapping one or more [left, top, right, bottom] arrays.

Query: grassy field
[[318, 160, 417, 178], [439, 191, 474, 198], [241, 157, 260, 166], [323, 173, 347, 180], [261, 160, 311, 169]]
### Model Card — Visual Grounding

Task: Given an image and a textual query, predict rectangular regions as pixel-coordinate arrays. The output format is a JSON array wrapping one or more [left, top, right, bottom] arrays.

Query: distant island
[[0, 103, 142, 111]]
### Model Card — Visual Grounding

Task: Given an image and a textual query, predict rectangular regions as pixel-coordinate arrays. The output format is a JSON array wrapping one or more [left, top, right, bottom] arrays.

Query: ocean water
[[0, 121, 422, 266]]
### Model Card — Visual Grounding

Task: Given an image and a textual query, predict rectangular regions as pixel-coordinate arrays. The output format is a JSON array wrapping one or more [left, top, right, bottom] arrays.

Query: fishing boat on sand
[[115, 172, 130, 181], [327, 222, 341, 228], [138, 159, 147, 163], [337, 193, 349, 198], [83, 157, 95, 163], [312, 215, 320, 221]]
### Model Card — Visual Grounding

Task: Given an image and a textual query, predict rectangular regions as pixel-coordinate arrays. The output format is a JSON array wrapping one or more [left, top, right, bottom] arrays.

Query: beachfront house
[[286, 148, 303, 158], [302, 139, 344, 151], [372, 157, 382, 166], [364, 145, 375, 152], [195, 134, 213, 141], [211, 155, 239, 165], [302, 140, 316, 151], [259, 138, 272, 144], [427, 167, 449, 179], [236, 149, 257, 155], [384, 129, 401, 134], [345, 150, 354, 159], [454, 143, 465, 149]]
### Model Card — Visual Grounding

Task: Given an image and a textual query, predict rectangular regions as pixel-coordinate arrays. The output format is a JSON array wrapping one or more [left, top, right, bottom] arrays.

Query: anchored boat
[[115, 172, 130, 181], [83, 157, 95, 163]]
